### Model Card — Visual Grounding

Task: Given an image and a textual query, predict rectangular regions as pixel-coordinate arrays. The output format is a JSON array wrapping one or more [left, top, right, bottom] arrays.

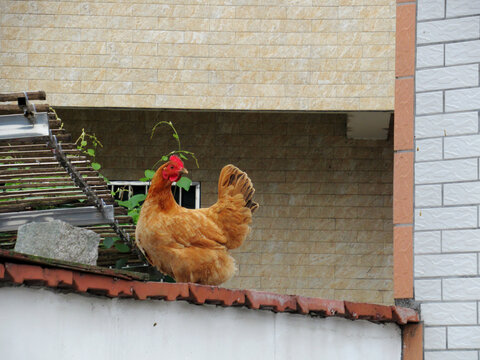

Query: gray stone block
[[15, 220, 100, 266]]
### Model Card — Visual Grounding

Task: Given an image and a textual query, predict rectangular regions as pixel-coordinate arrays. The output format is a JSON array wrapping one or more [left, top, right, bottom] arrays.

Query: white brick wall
[[448, 327, 480, 349], [415, 185, 442, 207], [446, 87, 480, 112], [416, 138, 443, 161], [415, 158, 477, 184], [414, 231, 441, 253], [414, 2, 480, 358], [418, 0, 445, 21], [442, 229, 480, 252], [414, 253, 477, 276], [414, 279, 442, 300], [446, 40, 480, 65], [416, 91, 443, 115], [421, 302, 477, 325], [425, 351, 478, 360], [444, 182, 480, 205], [424, 327, 446, 349], [415, 206, 478, 230], [443, 278, 480, 300], [446, 0, 480, 17], [416, 65, 478, 92], [417, 44, 444, 68], [417, 17, 480, 44], [444, 134, 480, 158], [415, 112, 479, 138]]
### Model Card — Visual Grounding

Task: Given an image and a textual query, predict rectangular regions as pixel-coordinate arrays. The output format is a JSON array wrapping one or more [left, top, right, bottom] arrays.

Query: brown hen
[[135, 155, 258, 285]]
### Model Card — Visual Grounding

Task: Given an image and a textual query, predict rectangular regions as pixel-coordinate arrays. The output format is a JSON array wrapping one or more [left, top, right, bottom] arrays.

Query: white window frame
[[108, 180, 201, 209]]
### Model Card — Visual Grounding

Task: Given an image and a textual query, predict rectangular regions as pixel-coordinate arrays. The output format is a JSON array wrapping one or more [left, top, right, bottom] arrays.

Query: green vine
[[147, 120, 199, 191], [75, 128, 103, 172]]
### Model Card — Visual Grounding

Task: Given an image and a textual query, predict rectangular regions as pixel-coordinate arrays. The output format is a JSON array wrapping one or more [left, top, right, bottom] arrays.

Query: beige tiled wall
[[1, 0, 395, 111], [59, 108, 394, 304]]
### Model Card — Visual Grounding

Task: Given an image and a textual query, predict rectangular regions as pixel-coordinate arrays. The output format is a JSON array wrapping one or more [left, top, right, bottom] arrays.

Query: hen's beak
[[180, 167, 188, 175]]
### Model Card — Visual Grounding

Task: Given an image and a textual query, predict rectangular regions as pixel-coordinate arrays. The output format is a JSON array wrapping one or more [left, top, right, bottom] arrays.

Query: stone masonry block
[[415, 206, 477, 231], [424, 327, 446, 350], [418, 0, 445, 20], [415, 253, 477, 277], [446, 134, 480, 159], [424, 351, 478, 360], [415, 184, 442, 208], [446, 87, 480, 112], [448, 326, 480, 349], [415, 112, 479, 138], [416, 91, 443, 115], [416, 138, 443, 161], [446, 0, 480, 17], [414, 279, 441, 301], [416, 65, 479, 92], [444, 181, 480, 205], [415, 158, 477, 184], [414, 230, 441, 254], [417, 17, 480, 44], [15, 220, 100, 265], [446, 40, 480, 65], [443, 229, 480, 252], [417, 44, 444, 68], [421, 302, 477, 325], [443, 277, 480, 300]]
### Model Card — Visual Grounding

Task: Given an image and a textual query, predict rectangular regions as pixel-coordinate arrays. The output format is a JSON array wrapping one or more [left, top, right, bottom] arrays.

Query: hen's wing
[[201, 165, 258, 249], [162, 208, 228, 248]]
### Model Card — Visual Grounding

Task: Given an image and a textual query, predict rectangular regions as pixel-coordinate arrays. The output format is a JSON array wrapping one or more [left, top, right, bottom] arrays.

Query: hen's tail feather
[[218, 164, 258, 213]]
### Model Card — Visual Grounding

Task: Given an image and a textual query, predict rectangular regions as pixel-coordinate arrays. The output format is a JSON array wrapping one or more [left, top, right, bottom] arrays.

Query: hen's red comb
[[169, 155, 184, 168]]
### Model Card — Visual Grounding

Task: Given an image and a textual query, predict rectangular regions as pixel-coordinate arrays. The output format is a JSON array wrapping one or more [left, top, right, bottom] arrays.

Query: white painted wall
[[0, 287, 401, 360]]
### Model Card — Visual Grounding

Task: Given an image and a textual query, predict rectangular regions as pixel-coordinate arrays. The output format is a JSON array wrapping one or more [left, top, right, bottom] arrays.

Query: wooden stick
[[0, 193, 113, 207], [0, 169, 98, 178], [0, 149, 79, 157], [0, 156, 87, 163], [0, 91, 46, 102], [0, 134, 72, 146], [0, 104, 49, 113], [0, 143, 76, 151], [0, 159, 89, 169], [0, 180, 107, 189], [49, 119, 61, 128], [0, 183, 108, 191], [0, 188, 111, 199]]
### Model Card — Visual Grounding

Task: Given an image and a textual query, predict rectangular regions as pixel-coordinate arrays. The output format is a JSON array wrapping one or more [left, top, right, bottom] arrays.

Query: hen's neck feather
[[146, 167, 178, 211]]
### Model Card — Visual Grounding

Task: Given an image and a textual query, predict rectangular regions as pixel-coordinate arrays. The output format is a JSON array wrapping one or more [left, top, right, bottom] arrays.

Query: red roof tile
[[133, 281, 189, 301], [391, 305, 419, 324], [296, 296, 345, 317], [189, 283, 245, 306], [245, 290, 297, 312], [344, 301, 393, 323]]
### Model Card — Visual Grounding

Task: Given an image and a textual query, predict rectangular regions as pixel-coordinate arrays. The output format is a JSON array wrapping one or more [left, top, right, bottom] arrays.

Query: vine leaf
[[115, 243, 131, 253], [176, 177, 192, 191], [103, 237, 118, 249], [115, 258, 127, 269], [144, 169, 155, 180]]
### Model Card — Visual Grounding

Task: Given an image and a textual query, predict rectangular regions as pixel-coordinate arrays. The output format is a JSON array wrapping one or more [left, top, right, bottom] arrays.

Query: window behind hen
[[109, 180, 200, 209]]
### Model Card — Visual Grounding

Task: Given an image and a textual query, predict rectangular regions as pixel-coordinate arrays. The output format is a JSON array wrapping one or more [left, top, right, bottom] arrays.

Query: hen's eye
[[170, 166, 174, 169]]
